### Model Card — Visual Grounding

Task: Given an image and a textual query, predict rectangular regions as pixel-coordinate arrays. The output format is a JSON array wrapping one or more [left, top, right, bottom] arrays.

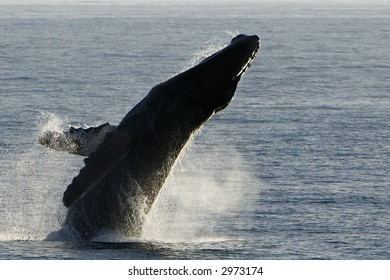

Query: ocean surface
[[0, 2, 389, 259]]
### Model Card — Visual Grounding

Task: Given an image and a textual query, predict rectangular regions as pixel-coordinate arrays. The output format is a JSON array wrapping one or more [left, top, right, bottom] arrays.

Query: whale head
[[172, 34, 259, 114]]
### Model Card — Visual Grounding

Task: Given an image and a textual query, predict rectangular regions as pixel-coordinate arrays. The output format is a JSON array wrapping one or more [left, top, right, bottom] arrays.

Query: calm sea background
[[0, 2, 389, 259]]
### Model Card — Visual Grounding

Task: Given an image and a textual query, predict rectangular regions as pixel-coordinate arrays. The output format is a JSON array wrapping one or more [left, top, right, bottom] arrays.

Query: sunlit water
[[0, 3, 389, 259]]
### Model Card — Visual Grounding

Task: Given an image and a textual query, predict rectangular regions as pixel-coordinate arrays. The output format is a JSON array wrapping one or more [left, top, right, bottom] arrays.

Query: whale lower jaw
[[233, 44, 259, 81]]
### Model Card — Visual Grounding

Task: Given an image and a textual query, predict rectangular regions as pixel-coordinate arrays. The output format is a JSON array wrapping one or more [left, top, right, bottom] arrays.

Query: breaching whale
[[41, 34, 259, 240]]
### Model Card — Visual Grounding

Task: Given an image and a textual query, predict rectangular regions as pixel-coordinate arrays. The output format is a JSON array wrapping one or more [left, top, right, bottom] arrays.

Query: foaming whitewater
[[141, 128, 259, 243], [0, 113, 74, 241]]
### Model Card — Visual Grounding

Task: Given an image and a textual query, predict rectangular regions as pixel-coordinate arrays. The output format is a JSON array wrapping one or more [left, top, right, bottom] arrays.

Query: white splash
[[37, 112, 68, 136], [142, 138, 258, 243], [182, 32, 237, 70], [0, 112, 79, 241]]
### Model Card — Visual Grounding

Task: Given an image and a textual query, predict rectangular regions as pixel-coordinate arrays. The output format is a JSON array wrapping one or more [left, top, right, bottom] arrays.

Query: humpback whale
[[41, 34, 259, 240]]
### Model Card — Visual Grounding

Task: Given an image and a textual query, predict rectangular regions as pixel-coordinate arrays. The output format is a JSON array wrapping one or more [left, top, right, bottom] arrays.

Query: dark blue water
[[0, 3, 389, 259]]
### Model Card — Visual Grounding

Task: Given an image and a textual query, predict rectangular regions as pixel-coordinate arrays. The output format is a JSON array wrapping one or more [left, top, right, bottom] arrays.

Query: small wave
[[46, 228, 142, 243], [0, 76, 37, 81], [91, 231, 141, 243], [142, 234, 240, 245], [0, 232, 41, 242]]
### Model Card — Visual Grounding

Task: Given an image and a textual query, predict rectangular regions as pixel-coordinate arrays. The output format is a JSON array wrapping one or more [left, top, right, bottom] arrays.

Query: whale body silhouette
[[42, 34, 259, 240]]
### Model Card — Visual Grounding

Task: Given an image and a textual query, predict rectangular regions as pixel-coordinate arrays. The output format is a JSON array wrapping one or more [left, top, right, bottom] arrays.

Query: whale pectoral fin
[[62, 127, 132, 208], [38, 122, 116, 157], [39, 130, 82, 155]]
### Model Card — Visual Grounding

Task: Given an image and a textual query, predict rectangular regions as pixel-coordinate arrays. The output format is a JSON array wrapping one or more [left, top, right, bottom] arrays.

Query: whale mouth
[[233, 39, 259, 82]]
